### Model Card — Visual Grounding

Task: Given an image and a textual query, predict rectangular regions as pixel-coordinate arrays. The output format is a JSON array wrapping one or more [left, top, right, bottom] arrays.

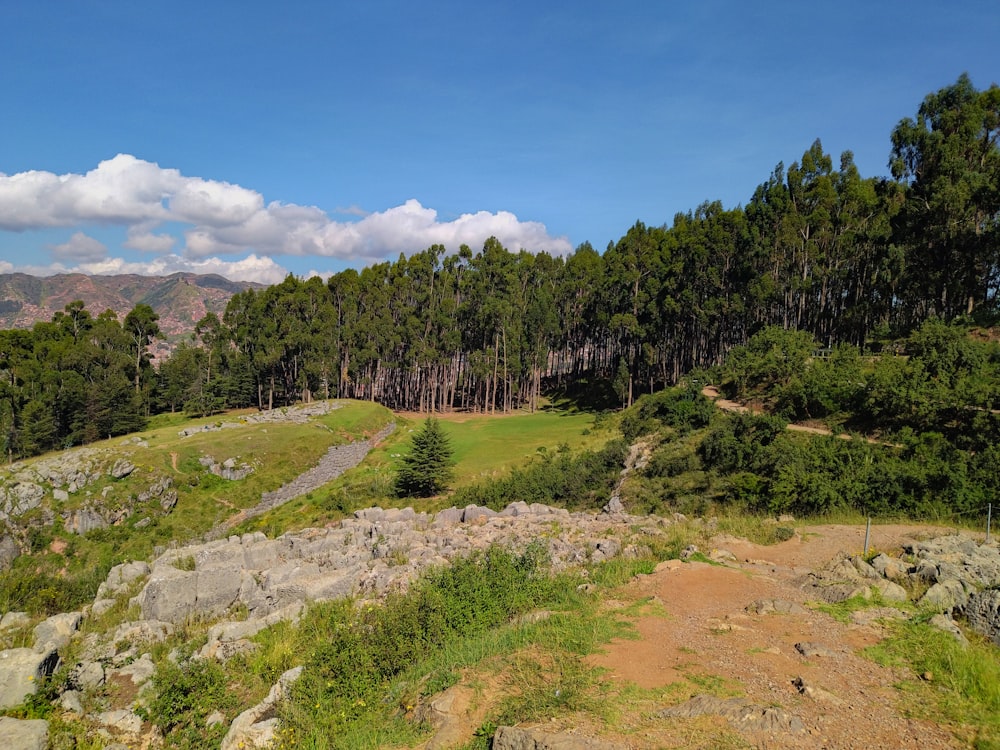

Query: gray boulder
[[32, 611, 82, 651], [928, 614, 969, 645], [0, 535, 20, 570], [0, 611, 30, 631], [920, 578, 973, 613], [109, 459, 136, 479], [221, 666, 303, 750], [964, 589, 1000, 646], [0, 717, 48, 750], [0, 646, 60, 709], [138, 565, 197, 621], [97, 560, 151, 599], [462, 505, 497, 523]]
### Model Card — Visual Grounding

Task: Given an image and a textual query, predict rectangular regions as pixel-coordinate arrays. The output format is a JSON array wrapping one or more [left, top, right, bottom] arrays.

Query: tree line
[[0, 74, 997, 459]]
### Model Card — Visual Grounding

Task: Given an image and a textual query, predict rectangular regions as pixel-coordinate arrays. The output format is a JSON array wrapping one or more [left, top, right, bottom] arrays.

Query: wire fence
[[862, 502, 997, 555]]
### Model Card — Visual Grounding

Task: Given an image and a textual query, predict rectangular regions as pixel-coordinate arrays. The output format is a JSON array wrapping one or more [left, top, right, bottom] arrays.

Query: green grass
[[426, 409, 602, 487], [0, 399, 396, 616], [865, 618, 1000, 748], [237, 406, 607, 533]]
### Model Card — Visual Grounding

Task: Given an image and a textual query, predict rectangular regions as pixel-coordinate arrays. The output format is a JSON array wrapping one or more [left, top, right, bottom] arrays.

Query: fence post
[[987, 504, 993, 544], [863, 517, 871, 557]]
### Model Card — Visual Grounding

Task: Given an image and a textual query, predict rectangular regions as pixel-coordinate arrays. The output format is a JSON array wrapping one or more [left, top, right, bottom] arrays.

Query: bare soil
[[583, 523, 963, 749]]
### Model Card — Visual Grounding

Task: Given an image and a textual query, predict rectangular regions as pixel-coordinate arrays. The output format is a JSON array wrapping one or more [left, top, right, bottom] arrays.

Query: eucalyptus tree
[[891, 73, 1000, 320]]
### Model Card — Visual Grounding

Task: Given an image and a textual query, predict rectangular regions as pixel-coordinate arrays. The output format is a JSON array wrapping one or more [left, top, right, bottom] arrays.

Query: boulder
[[70, 660, 106, 690], [109, 653, 156, 688], [32, 611, 82, 651], [98, 561, 152, 599], [919, 579, 973, 613], [0, 717, 48, 750], [928, 614, 969, 645], [221, 666, 303, 750], [462, 505, 497, 523], [138, 565, 197, 622], [0, 611, 30, 631], [0, 646, 60, 709], [109, 459, 136, 479], [964, 589, 1000, 646], [871, 579, 909, 603], [0, 535, 20, 570], [96, 709, 143, 734]]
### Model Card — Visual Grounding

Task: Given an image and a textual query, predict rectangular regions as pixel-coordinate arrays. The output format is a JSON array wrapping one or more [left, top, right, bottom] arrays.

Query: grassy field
[[236, 406, 609, 533]]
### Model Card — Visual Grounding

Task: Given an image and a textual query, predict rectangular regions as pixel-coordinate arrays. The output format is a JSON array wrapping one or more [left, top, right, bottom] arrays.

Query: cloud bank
[[0, 155, 572, 282]]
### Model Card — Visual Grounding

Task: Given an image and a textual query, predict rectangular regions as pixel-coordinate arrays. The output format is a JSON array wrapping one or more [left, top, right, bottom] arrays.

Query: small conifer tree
[[395, 417, 454, 497]]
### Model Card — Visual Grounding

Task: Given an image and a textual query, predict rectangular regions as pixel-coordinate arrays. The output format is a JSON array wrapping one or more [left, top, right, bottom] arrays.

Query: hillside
[[2, 397, 1000, 747], [0, 271, 261, 342]]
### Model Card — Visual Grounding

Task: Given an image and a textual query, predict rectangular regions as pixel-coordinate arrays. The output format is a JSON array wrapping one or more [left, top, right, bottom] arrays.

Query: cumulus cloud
[[10, 253, 288, 285], [0, 155, 573, 264], [49, 232, 108, 262]]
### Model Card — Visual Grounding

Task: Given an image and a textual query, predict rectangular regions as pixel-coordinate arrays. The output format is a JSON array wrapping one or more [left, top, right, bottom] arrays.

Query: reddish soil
[[585, 524, 964, 749]]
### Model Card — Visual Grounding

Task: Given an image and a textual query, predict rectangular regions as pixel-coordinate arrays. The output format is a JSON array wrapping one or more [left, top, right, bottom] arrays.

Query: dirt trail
[[586, 524, 962, 749]]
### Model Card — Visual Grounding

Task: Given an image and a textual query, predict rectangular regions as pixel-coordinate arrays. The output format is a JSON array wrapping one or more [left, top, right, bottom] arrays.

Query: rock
[[871, 578, 909, 603], [206, 711, 226, 727], [59, 689, 84, 714], [493, 726, 620, 750], [98, 561, 152, 599], [462, 505, 497, 523], [109, 460, 136, 479], [91, 598, 117, 617], [96, 709, 143, 734], [919, 578, 973, 613], [870, 553, 907, 580], [602, 496, 626, 515], [70, 660, 106, 690], [433, 507, 465, 526], [110, 653, 156, 688], [32, 611, 82, 651], [592, 538, 620, 561], [709, 548, 738, 563], [794, 642, 837, 658], [792, 676, 844, 705], [0, 717, 48, 750], [963, 589, 1000, 645], [746, 599, 807, 615], [0, 611, 30, 631], [928, 614, 969, 645], [63, 508, 109, 535], [0, 535, 20, 570], [138, 565, 197, 622], [0, 646, 60, 709], [658, 694, 805, 734], [52, 488, 69, 503], [221, 666, 303, 750]]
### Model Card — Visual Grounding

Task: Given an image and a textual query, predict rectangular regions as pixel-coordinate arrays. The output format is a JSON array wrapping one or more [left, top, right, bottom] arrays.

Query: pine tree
[[395, 417, 454, 497]]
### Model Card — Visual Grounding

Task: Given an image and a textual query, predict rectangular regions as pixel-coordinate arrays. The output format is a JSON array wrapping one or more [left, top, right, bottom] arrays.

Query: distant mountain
[[0, 272, 263, 354]]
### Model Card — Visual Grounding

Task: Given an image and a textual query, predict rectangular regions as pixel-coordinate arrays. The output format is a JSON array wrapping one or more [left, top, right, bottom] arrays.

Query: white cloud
[[124, 223, 176, 253], [9, 253, 288, 285], [49, 232, 108, 262], [0, 155, 573, 265]]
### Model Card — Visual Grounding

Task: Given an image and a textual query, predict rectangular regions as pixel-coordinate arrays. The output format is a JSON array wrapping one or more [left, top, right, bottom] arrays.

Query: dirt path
[[701, 386, 896, 445], [586, 524, 962, 749]]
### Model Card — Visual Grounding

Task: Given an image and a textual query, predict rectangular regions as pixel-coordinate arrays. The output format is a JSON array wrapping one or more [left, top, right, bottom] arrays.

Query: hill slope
[[0, 272, 262, 340]]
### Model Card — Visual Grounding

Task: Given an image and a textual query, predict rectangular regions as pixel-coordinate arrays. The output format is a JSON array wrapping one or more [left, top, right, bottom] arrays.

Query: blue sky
[[0, 0, 997, 284]]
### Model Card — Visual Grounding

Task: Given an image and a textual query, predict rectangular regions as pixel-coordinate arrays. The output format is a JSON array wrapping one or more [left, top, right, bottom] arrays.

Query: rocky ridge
[[4, 509, 1000, 747]]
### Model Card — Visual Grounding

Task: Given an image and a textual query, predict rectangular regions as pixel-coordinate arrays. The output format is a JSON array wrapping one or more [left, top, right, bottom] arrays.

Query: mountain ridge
[[0, 272, 264, 343]]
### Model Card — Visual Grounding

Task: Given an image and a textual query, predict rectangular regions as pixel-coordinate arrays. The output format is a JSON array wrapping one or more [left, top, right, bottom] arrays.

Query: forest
[[0, 74, 997, 460]]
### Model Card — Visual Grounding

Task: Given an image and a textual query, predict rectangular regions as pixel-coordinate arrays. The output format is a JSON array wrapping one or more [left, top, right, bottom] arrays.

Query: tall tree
[[891, 73, 1000, 319], [124, 304, 160, 394]]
